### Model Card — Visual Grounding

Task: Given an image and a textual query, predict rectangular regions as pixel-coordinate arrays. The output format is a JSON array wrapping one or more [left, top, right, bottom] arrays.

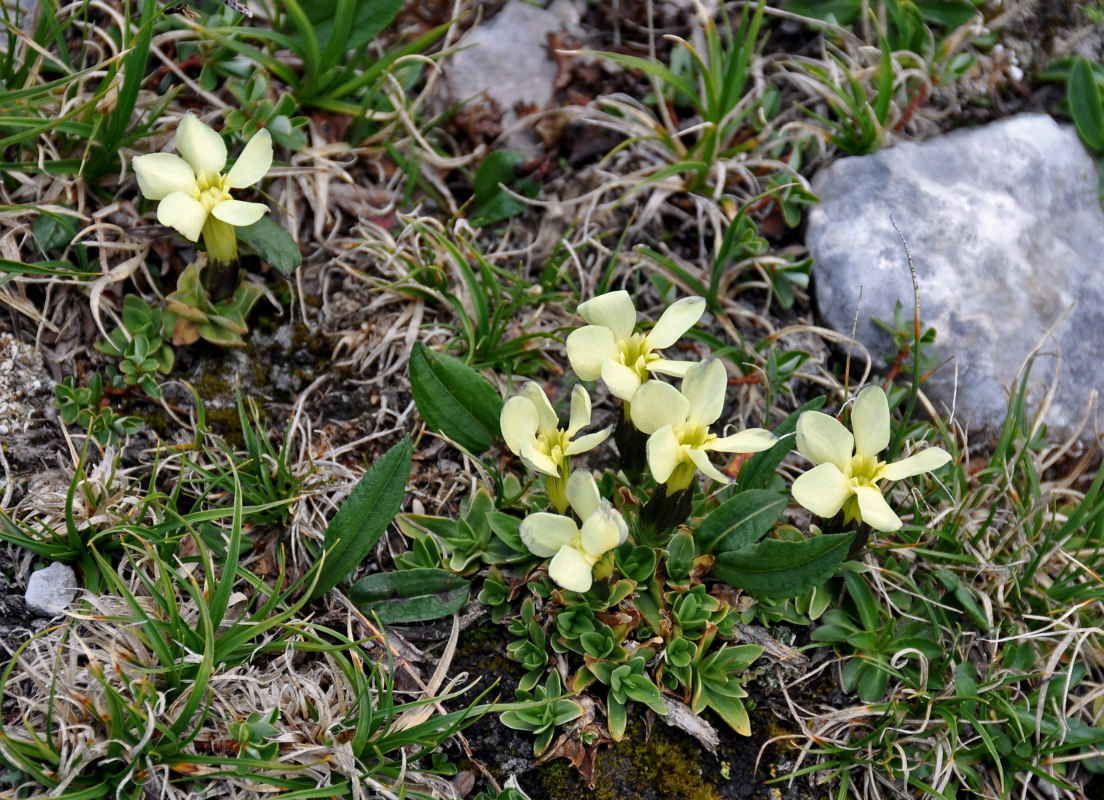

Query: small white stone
[[25, 562, 80, 616]]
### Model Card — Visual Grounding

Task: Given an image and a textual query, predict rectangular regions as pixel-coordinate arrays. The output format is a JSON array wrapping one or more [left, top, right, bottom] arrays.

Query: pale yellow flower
[[519, 471, 628, 593], [630, 359, 777, 492], [566, 291, 705, 401], [133, 113, 272, 264], [500, 383, 609, 478], [791, 385, 951, 533]]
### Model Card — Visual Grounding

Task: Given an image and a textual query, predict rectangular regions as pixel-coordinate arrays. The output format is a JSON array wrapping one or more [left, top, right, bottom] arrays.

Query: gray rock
[[25, 562, 79, 617], [806, 113, 1104, 443], [444, 0, 580, 155]]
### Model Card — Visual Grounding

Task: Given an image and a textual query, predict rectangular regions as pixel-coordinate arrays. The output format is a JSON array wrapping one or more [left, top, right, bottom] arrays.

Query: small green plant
[[165, 260, 265, 347], [54, 373, 145, 445], [96, 295, 175, 398]]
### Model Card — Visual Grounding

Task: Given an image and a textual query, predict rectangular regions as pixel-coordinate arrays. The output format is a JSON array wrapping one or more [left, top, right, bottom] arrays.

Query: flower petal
[[500, 395, 539, 457], [519, 382, 559, 435], [548, 545, 595, 593], [796, 411, 854, 468], [646, 296, 705, 348], [602, 360, 643, 402], [156, 192, 208, 242], [647, 358, 694, 378], [580, 502, 627, 557], [682, 359, 726, 425], [211, 199, 268, 227], [852, 386, 890, 458], [566, 384, 592, 437], [520, 513, 579, 558], [852, 485, 902, 532], [133, 153, 196, 201], [175, 113, 227, 177], [564, 428, 611, 456], [688, 447, 729, 484], [577, 291, 636, 341], [709, 427, 778, 453], [791, 463, 850, 518], [519, 439, 560, 477], [224, 128, 272, 188], [566, 325, 617, 381], [566, 470, 601, 520], [630, 380, 687, 434], [645, 425, 682, 484], [878, 448, 952, 481]]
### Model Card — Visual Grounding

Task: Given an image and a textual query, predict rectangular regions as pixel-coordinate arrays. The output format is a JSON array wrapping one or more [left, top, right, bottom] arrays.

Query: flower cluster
[[501, 291, 953, 592], [502, 291, 776, 591]]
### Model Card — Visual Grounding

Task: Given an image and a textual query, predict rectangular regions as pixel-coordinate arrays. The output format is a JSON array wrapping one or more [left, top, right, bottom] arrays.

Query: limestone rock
[[444, 0, 580, 155], [806, 113, 1104, 443], [25, 562, 79, 617]]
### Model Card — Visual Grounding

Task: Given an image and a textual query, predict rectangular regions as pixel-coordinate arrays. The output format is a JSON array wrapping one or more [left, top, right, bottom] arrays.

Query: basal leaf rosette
[[791, 385, 951, 532]]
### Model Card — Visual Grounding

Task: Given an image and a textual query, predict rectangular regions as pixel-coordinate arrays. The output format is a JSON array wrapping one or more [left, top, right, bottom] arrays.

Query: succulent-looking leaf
[[237, 215, 302, 275]]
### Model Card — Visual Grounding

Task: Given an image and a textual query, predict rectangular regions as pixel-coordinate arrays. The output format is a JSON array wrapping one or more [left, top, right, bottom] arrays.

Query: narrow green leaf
[[349, 567, 470, 623], [712, 531, 855, 599], [1069, 56, 1104, 152], [737, 396, 825, 490], [237, 215, 302, 275], [409, 342, 503, 453], [696, 490, 788, 553], [309, 436, 412, 600], [844, 570, 879, 633]]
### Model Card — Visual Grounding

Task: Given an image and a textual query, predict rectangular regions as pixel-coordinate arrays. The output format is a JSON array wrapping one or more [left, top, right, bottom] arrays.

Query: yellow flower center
[[844, 453, 883, 490], [194, 171, 231, 213], [617, 332, 662, 382]]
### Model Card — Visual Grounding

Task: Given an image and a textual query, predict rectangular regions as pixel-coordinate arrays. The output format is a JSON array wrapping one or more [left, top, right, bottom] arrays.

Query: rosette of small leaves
[[690, 643, 763, 735], [166, 261, 265, 348], [587, 649, 667, 741], [54, 374, 144, 445], [476, 566, 512, 623], [499, 670, 584, 757], [228, 709, 280, 767], [399, 488, 529, 575], [506, 598, 549, 692], [811, 572, 943, 702], [224, 75, 309, 151], [95, 295, 174, 398], [669, 584, 728, 641]]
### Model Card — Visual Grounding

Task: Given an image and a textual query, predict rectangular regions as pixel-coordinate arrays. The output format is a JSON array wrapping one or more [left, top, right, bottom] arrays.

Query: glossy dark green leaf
[[349, 567, 470, 623], [409, 341, 503, 453], [697, 490, 788, 554], [712, 531, 855, 599], [1069, 57, 1104, 152], [238, 215, 302, 276], [470, 150, 539, 227], [309, 436, 412, 600]]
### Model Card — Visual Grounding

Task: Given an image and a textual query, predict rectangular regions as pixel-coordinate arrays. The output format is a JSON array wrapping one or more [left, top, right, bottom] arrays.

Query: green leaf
[[302, 0, 404, 58], [712, 531, 855, 599], [844, 570, 879, 633], [237, 215, 302, 276], [470, 150, 538, 227], [309, 436, 412, 600], [1069, 56, 1104, 152], [914, 0, 977, 27], [348, 567, 470, 623], [409, 342, 503, 453], [737, 396, 825, 490], [696, 490, 788, 554]]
